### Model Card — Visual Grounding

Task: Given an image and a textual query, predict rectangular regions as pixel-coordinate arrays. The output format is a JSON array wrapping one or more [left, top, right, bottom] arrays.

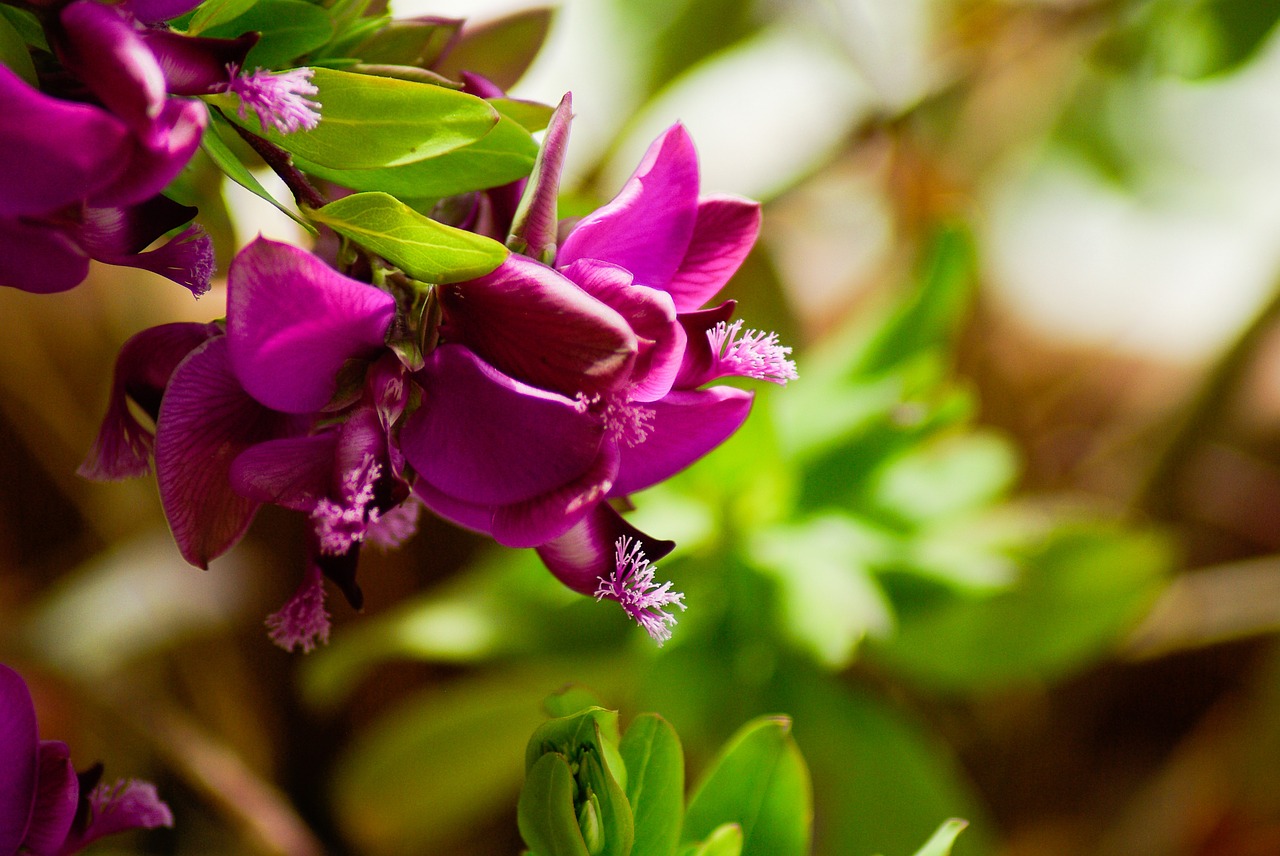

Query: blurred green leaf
[[748, 516, 894, 669], [185, 0, 257, 35], [907, 820, 969, 856], [620, 714, 685, 856], [680, 824, 744, 856], [870, 521, 1172, 691], [869, 432, 1019, 526], [221, 67, 499, 170], [1097, 0, 1280, 79], [682, 716, 811, 856], [546, 686, 608, 719], [0, 11, 35, 85], [331, 665, 617, 854], [294, 112, 537, 197], [613, 0, 759, 97], [435, 8, 554, 91], [353, 17, 460, 67], [309, 191, 507, 282], [520, 753, 592, 856], [201, 0, 333, 67], [0, 6, 46, 51], [204, 111, 318, 234]]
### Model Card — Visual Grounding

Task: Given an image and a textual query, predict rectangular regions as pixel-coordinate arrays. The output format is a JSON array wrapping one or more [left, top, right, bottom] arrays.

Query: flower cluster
[[0, 0, 320, 295], [0, 664, 172, 856], [84, 107, 794, 648]]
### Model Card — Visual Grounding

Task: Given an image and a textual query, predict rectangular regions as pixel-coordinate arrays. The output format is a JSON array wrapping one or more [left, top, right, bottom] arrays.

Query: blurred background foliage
[[5, 0, 1280, 854]]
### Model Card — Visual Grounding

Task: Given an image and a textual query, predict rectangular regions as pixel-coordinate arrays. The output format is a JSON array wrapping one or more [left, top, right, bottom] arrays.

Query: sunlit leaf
[[200, 0, 333, 67], [203, 110, 318, 234], [682, 716, 811, 856], [519, 753, 592, 856], [620, 714, 684, 856], [679, 824, 743, 856], [185, 0, 256, 35], [308, 191, 507, 282], [908, 819, 969, 856]]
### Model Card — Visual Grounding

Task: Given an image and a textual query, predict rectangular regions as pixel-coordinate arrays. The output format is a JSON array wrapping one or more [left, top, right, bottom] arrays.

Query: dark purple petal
[[78, 196, 197, 258], [673, 300, 736, 389], [411, 480, 497, 536], [97, 225, 215, 298], [89, 99, 208, 208], [666, 195, 760, 312], [403, 344, 606, 507], [57, 1, 167, 143], [122, 0, 204, 24], [438, 253, 637, 397], [560, 259, 685, 402], [0, 66, 130, 217], [0, 219, 89, 294], [458, 71, 504, 99], [508, 92, 571, 262], [59, 779, 172, 854], [23, 741, 78, 855], [0, 664, 39, 856], [227, 238, 396, 413], [230, 432, 338, 512], [79, 322, 220, 481], [137, 30, 257, 95], [556, 124, 700, 291], [491, 439, 619, 548], [154, 336, 294, 568], [611, 387, 753, 496], [535, 501, 673, 596]]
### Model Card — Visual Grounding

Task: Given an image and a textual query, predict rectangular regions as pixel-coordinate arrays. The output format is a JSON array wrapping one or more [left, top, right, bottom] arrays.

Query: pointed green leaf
[[435, 7, 554, 91], [0, 11, 35, 85], [520, 753, 592, 856], [203, 111, 317, 234], [222, 67, 499, 170], [185, 0, 257, 35], [909, 820, 968, 856], [620, 714, 684, 856], [682, 717, 811, 856], [545, 686, 608, 719], [308, 191, 507, 282], [680, 824, 743, 856], [353, 17, 461, 67], [201, 0, 333, 67], [293, 111, 537, 197]]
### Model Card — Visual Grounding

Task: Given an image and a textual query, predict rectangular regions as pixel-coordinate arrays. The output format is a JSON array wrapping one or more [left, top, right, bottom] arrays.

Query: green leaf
[[869, 433, 1019, 525], [353, 17, 460, 67], [222, 67, 499, 170], [0, 11, 35, 85], [682, 717, 811, 856], [203, 111, 318, 234], [293, 111, 537, 197], [492, 97, 556, 133], [0, 6, 47, 52], [201, 0, 333, 67], [309, 191, 507, 282], [619, 714, 684, 856], [435, 7, 554, 91], [185, 0, 257, 35], [909, 820, 969, 856], [870, 522, 1172, 691], [519, 753, 592, 856], [680, 824, 743, 856], [545, 686, 609, 719]]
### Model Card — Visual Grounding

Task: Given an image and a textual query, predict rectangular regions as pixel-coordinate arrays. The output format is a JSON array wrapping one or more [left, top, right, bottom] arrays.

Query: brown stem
[[226, 117, 328, 211]]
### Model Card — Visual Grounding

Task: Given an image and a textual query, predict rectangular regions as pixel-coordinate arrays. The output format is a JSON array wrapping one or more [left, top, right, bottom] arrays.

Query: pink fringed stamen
[[225, 65, 321, 134], [265, 564, 331, 653], [707, 319, 797, 384], [312, 453, 380, 555], [595, 536, 686, 645]]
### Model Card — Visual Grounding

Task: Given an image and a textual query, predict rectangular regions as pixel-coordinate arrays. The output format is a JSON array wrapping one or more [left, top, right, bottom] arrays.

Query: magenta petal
[[611, 387, 753, 496], [23, 742, 78, 855], [0, 66, 130, 217], [79, 322, 219, 481], [0, 219, 89, 294], [58, 1, 167, 143], [403, 345, 605, 507], [508, 92, 571, 261], [673, 300, 736, 389], [556, 124, 700, 291], [123, 0, 205, 23], [230, 432, 337, 512], [154, 337, 292, 568], [0, 664, 39, 856], [437, 254, 637, 397], [227, 238, 395, 413], [100, 225, 215, 297], [64, 779, 172, 852], [411, 479, 497, 536], [561, 259, 685, 402], [137, 30, 257, 95], [78, 196, 197, 258], [536, 502, 674, 596], [491, 440, 619, 548], [666, 195, 761, 312], [89, 99, 208, 209]]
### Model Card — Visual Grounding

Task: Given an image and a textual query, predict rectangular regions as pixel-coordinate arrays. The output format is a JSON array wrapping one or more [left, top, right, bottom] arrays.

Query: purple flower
[[0, 664, 172, 856]]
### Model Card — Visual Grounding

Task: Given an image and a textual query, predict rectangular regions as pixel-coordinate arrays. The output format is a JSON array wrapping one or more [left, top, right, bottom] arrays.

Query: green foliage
[[619, 715, 685, 856], [309, 192, 508, 283], [0, 10, 35, 85], [202, 111, 318, 234], [435, 8, 556, 92], [200, 0, 334, 67], [1096, 0, 1280, 79]]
